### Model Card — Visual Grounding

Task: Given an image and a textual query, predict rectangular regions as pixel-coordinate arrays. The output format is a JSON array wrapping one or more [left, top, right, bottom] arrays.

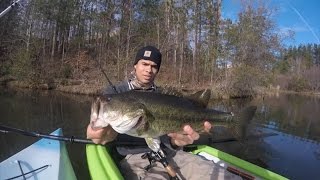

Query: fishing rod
[[0, 124, 278, 145], [0, 125, 149, 147], [0, 0, 21, 18], [0, 125, 94, 144], [93, 56, 118, 94], [97, 61, 118, 94]]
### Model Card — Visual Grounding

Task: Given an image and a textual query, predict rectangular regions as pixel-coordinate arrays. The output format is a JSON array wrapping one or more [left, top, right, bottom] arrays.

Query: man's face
[[134, 59, 158, 85]]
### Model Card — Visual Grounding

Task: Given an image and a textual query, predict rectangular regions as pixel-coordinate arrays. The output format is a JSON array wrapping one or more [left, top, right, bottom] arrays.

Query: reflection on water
[[0, 88, 92, 179], [0, 88, 319, 179], [207, 94, 320, 180], [257, 94, 320, 143], [255, 94, 320, 179]]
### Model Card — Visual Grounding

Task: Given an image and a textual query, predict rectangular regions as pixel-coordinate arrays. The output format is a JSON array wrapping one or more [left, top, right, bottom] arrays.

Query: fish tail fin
[[229, 106, 257, 139]]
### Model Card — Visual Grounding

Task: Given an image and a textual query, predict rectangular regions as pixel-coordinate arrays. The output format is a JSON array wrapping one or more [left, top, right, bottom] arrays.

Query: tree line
[[0, 0, 319, 96], [276, 44, 320, 92]]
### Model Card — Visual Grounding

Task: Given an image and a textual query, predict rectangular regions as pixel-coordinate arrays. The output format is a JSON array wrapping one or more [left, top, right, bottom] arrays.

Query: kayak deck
[[86, 144, 288, 180], [0, 128, 76, 180], [189, 145, 288, 180]]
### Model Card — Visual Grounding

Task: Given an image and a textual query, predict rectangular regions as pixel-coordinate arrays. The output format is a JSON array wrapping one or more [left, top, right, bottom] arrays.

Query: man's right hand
[[86, 124, 118, 145]]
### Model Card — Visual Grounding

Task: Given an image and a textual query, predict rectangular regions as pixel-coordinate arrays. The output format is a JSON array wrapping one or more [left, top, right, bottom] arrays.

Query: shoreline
[[2, 78, 320, 99]]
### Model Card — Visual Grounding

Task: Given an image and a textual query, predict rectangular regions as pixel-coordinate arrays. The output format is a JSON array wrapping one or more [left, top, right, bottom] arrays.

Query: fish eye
[[106, 97, 112, 102]]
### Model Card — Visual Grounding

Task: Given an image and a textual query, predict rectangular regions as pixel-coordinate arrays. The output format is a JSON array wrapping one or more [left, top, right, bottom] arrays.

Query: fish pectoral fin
[[145, 137, 161, 152]]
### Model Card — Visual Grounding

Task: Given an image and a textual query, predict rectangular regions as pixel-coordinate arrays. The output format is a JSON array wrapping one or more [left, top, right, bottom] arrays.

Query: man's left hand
[[168, 121, 212, 147]]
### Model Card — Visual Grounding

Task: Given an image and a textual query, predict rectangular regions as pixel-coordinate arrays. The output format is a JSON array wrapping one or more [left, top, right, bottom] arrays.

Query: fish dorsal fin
[[157, 86, 183, 97], [185, 89, 211, 108]]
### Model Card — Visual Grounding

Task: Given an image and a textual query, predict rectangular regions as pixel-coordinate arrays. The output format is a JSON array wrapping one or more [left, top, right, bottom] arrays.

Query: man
[[87, 46, 239, 180]]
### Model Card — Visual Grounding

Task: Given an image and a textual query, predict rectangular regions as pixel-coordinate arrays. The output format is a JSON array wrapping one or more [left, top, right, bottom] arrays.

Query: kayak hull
[[86, 144, 288, 180], [0, 128, 76, 180]]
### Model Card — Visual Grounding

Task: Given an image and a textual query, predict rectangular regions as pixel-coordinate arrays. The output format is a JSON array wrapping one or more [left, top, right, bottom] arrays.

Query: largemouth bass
[[90, 90, 257, 139]]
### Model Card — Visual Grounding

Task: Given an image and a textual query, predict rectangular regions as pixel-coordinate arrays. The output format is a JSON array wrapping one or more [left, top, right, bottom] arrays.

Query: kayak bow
[[0, 128, 77, 180]]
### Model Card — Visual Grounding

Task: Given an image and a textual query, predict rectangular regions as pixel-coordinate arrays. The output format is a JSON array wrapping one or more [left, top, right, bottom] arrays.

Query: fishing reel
[[141, 149, 180, 180], [141, 149, 165, 171]]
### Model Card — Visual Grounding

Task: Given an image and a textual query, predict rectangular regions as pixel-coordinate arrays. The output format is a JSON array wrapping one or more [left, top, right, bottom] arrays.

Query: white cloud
[[280, 25, 308, 33]]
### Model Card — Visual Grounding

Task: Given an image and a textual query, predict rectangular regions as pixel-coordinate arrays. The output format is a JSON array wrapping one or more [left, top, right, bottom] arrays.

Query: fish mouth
[[111, 115, 142, 134], [132, 116, 143, 129]]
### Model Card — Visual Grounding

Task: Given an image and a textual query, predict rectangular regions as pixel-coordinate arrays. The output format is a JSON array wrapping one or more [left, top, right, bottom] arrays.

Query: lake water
[[0, 88, 319, 179]]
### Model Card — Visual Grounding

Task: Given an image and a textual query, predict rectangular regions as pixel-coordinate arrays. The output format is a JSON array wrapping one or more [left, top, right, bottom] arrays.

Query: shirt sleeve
[[101, 86, 117, 95], [101, 81, 130, 95], [160, 135, 183, 151]]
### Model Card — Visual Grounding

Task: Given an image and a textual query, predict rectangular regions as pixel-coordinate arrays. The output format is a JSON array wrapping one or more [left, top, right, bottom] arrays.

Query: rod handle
[[165, 164, 177, 178]]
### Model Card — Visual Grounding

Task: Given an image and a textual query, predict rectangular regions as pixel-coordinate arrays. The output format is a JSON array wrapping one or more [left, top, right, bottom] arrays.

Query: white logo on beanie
[[144, 51, 151, 57]]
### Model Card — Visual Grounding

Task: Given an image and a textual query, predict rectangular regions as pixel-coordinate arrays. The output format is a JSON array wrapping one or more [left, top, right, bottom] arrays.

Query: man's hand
[[86, 125, 118, 145], [168, 121, 212, 147]]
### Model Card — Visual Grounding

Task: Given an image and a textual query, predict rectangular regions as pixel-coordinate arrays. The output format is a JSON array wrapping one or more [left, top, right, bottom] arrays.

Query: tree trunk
[[51, 22, 57, 59], [124, 0, 132, 78]]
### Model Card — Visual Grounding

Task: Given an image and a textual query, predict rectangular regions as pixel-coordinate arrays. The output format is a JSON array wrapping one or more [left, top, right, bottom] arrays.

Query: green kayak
[[86, 144, 288, 180]]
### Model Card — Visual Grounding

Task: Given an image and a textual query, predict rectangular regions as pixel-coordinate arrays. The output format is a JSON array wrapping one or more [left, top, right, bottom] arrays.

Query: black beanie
[[134, 46, 162, 70]]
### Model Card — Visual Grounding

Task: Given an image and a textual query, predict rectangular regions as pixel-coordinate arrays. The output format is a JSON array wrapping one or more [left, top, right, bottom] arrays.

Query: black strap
[[5, 164, 49, 180]]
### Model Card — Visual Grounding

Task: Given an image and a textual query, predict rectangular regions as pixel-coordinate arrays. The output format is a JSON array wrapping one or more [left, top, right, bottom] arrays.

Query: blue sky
[[222, 0, 320, 47]]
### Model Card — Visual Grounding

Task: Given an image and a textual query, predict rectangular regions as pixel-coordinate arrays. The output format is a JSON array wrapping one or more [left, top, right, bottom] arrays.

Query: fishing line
[[93, 55, 118, 94], [0, 0, 21, 18]]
